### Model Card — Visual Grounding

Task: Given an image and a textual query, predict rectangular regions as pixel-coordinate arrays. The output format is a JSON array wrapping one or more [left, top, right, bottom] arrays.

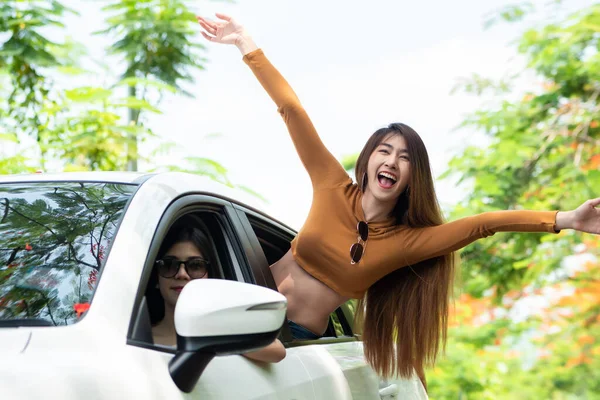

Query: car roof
[[0, 171, 296, 232], [0, 171, 149, 184]]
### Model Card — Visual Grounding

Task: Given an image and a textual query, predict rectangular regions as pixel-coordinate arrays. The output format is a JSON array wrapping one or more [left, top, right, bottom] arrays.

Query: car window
[[243, 212, 356, 341], [133, 208, 244, 349], [0, 182, 136, 327]]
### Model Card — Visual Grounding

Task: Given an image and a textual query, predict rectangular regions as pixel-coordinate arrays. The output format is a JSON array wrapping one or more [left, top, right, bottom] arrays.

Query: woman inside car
[[148, 217, 286, 362]]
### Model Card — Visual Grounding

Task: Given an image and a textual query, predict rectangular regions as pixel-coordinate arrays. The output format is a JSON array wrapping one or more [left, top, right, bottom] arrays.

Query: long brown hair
[[354, 123, 457, 389]]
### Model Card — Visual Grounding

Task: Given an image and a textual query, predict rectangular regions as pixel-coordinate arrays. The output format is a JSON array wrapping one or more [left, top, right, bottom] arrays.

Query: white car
[[0, 172, 427, 400]]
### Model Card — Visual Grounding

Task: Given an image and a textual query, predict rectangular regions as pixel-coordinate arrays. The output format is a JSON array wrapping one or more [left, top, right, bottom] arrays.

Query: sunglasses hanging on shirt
[[350, 221, 369, 264]]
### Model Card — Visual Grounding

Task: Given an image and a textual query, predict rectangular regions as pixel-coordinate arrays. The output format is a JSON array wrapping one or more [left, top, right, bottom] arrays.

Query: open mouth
[[377, 171, 397, 189]]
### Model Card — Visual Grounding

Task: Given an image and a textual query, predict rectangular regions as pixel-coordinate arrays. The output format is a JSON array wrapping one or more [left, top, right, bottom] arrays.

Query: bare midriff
[[270, 249, 350, 336]]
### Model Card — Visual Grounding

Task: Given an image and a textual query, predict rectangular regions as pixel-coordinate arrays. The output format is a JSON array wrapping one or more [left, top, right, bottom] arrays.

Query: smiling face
[[157, 241, 208, 310], [364, 133, 411, 207], [356, 122, 438, 226]]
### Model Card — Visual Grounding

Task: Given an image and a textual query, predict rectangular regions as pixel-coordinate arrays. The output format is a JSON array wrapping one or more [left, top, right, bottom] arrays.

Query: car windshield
[[0, 181, 136, 327]]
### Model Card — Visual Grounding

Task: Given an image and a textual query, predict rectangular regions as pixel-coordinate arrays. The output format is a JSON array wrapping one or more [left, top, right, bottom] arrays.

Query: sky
[[46, 0, 591, 229]]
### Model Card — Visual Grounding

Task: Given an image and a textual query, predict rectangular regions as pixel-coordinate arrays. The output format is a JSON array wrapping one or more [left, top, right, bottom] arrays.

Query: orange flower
[[565, 356, 582, 368], [583, 154, 600, 170], [25, 243, 32, 251], [73, 303, 90, 318], [577, 335, 595, 345]]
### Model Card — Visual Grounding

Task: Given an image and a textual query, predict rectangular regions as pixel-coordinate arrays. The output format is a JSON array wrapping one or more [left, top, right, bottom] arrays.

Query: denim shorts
[[288, 319, 321, 340]]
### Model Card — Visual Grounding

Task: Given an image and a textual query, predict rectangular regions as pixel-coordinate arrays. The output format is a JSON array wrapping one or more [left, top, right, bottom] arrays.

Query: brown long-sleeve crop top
[[243, 49, 559, 299]]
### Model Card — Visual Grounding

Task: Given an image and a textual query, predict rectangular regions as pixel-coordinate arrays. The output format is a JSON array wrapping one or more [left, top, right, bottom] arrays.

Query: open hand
[[196, 13, 246, 45], [572, 198, 600, 234], [559, 198, 600, 234]]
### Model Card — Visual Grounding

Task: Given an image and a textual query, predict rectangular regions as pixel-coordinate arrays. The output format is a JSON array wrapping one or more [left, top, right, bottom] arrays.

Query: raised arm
[[197, 13, 349, 189]]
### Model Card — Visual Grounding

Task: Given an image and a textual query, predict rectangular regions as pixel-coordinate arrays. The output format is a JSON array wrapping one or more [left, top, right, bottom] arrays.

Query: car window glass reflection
[[0, 182, 135, 326]]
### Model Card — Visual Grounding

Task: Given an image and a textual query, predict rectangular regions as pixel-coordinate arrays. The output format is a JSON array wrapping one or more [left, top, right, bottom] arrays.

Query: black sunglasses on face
[[350, 221, 369, 264], [155, 257, 210, 279]]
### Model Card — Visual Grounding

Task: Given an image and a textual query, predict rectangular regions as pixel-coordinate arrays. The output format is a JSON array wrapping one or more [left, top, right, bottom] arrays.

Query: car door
[[230, 204, 429, 400], [125, 194, 317, 399]]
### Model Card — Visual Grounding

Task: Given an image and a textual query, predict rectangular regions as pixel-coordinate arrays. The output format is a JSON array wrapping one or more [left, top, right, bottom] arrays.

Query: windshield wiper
[[0, 318, 54, 327]]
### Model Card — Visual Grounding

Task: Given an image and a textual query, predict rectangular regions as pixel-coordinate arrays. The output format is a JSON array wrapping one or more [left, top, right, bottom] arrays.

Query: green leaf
[[111, 97, 161, 113], [64, 87, 112, 103], [0, 133, 18, 143], [56, 66, 87, 76], [512, 259, 531, 270], [587, 169, 600, 183]]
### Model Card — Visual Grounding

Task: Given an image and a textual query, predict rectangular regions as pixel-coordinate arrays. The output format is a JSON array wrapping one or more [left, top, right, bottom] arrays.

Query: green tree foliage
[[43, 84, 158, 171], [443, 2, 600, 298], [0, 0, 235, 186], [98, 0, 208, 171], [0, 1, 74, 145], [428, 3, 600, 398]]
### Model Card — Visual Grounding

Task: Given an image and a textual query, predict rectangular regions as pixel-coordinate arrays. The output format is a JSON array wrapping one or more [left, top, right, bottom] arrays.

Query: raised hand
[[197, 13, 246, 45], [556, 198, 600, 234], [196, 13, 257, 55]]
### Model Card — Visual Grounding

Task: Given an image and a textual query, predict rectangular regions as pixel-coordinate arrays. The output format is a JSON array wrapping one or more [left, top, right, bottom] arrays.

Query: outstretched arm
[[397, 210, 558, 266], [397, 198, 600, 267], [197, 14, 350, 189]]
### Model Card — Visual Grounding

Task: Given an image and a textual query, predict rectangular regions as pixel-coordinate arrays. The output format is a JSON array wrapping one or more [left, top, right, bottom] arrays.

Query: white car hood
[[0, 328, 31, 354]]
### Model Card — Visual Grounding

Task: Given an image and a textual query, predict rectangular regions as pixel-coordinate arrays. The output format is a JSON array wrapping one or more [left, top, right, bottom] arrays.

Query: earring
[[406, 186, 410, 196]]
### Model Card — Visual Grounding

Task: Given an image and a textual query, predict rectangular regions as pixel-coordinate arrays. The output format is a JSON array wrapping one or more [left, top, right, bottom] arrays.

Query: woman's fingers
[[215, 12, 232, 21], [200, 22, 217, 36], [197, 13, 240, 44], [197, 19, 217, 35], [200, 31, 215, 41], [197, 16, 218, 30], [588, 197, 600, 208]]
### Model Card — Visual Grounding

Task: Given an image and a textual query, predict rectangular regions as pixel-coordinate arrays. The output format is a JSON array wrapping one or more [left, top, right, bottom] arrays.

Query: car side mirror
[[168, 279, 286, 392]]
